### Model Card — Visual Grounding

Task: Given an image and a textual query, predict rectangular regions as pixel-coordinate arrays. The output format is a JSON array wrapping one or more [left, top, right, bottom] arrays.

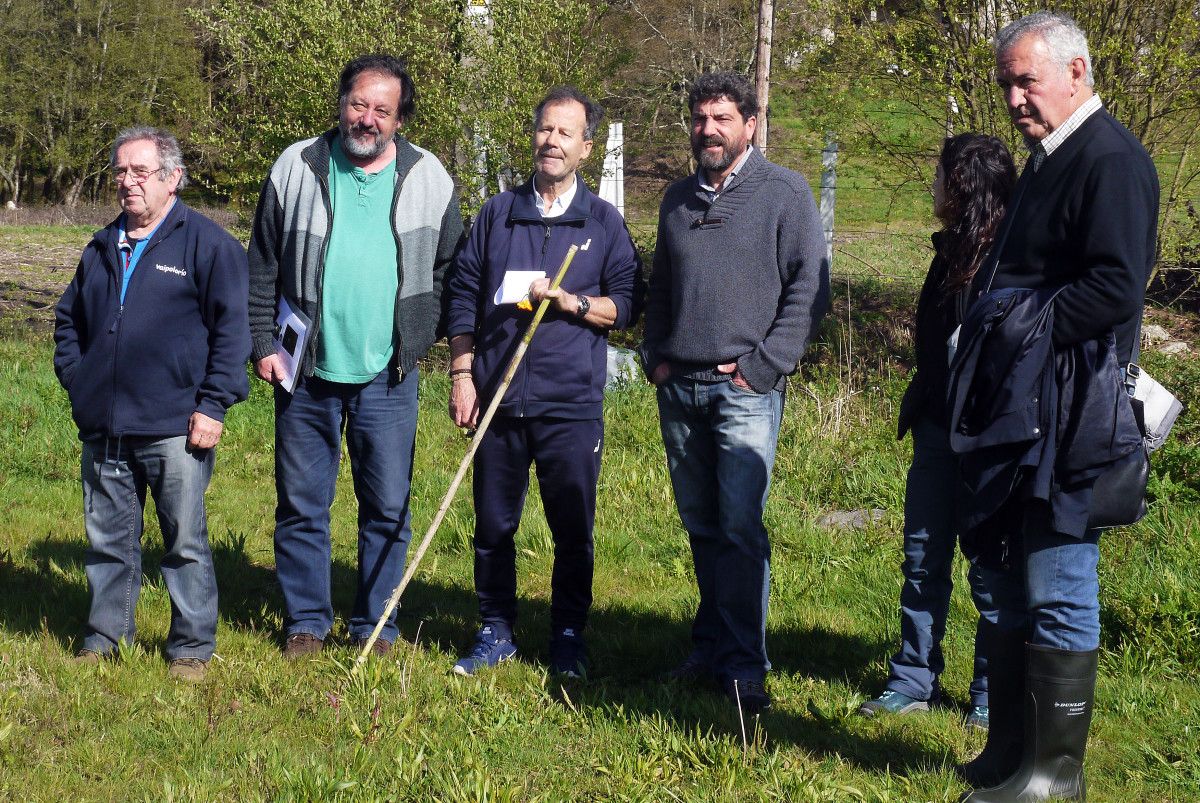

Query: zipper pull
[[542, 225, 550, 255], [109, 304, 124, 334]]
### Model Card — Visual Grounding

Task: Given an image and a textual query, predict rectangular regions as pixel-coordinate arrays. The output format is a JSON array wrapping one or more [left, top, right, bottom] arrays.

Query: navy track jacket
[[445, 179, 643, 420]]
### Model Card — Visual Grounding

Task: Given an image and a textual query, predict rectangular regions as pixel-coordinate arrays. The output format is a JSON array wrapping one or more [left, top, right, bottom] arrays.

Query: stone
[[818, 508, 887, 530]]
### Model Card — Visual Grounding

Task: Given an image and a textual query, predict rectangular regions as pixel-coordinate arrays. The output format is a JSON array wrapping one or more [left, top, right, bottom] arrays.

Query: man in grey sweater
[[639, 72, 830, 713]]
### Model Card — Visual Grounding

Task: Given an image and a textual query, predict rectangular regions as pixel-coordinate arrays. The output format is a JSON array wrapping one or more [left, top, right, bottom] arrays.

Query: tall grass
[[0, 290, 1197, 799]]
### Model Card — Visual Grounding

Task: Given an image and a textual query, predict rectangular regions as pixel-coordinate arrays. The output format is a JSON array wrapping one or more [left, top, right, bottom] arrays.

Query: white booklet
[[274, 297, 311, 394]]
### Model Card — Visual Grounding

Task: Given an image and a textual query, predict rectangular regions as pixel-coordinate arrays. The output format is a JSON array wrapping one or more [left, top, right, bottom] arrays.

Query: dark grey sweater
[[641, 148, 830, 392]]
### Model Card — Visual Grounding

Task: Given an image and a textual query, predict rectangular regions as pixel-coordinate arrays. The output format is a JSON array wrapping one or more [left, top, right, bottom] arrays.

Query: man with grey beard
[[248, 54, 463, 660], [639, 72, 829, 713]]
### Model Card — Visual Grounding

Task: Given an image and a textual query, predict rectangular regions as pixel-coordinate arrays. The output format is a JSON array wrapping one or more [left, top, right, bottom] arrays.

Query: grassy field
[[0, 220, 1198, 801]]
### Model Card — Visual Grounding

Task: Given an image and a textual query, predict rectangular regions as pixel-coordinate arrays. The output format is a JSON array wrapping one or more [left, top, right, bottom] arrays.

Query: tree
[[0, 0, 206, 205], [786, 0, 1200, 281], [191, 0, 616, 212]]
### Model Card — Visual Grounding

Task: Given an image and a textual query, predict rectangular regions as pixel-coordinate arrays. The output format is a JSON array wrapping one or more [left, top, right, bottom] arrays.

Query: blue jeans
[[472, 417, 603, 635], [657, 377, 783, 683], [887, 417, 996, 707], [978, 508, 1101, 651], [80, 435, 217, 660], [273, 369, 418, 643]]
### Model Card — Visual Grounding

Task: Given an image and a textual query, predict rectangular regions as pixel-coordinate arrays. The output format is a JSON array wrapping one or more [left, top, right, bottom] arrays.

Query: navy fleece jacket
[[53, 201, 251, 440]]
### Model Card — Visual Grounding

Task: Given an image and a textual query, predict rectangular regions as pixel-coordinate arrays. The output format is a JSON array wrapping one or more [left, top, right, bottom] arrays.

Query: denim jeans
[[273, 368, 418, 643], [977, 508, 1102, 651], [887, 416, 996, 707], [80, 435, 217, 660], [656, 377, 783, 683], [472, 416, 603, 635]]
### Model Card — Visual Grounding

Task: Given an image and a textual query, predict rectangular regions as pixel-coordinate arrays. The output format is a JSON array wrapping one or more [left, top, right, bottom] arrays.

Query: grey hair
[[995, 11, 1094, 87], [109, 126, 189, 189]]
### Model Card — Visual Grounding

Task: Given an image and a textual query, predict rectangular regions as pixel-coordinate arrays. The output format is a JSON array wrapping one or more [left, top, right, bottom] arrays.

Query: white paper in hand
[[494, 270, 546, 306], [274, 297, 310, 394]]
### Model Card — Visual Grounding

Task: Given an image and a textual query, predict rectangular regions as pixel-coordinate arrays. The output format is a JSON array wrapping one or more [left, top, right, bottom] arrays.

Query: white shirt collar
[[534, 174, 577, 218], [1031, 94, 1103, 169]]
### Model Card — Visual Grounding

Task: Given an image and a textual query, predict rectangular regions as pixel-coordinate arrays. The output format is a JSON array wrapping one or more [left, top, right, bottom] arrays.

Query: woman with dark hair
[[859, 134, 1016, 729]]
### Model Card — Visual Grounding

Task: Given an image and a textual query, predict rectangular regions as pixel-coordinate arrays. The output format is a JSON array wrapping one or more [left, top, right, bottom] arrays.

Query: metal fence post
[[820, 134, 838, 269]]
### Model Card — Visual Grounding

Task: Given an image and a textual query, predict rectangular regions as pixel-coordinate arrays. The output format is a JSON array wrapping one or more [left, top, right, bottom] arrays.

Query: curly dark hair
[[935, 134, 1016, 296], [688, 72, 758, 121], [338, 54, 416, 122]]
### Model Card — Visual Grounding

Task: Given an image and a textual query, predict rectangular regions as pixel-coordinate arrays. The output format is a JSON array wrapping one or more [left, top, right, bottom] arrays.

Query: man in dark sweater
[[958, 12, 1159, 802], [639, 72, 830, 713]]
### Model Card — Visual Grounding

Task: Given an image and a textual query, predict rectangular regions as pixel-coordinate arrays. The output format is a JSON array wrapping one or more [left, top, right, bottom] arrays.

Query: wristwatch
[[575, 294, 591, 319]]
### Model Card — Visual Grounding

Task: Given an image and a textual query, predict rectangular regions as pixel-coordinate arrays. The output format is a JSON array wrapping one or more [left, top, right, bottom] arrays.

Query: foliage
[[0, 0, 206, 205], [1, 219, 1199, 798], [190, 0, 615, 212], [780, 0, 1200, 283]]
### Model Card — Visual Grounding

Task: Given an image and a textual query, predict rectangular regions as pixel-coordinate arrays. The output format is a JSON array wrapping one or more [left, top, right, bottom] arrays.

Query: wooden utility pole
[[754, 0, 774, 151]]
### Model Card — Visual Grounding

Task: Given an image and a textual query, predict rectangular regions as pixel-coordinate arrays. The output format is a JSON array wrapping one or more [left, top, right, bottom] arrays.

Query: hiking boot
[[966, 705, 990, 732], [549, 628, 588, 678], [665, 651, 715, 684], [73, 649, 103, 665], [858, 689, 932, 717], [453, 625, 517, 676], [282, 633, 325, 661], [353, 637, 392, 657], [724, 677, 772, 714], [168, 657, 208, 682]]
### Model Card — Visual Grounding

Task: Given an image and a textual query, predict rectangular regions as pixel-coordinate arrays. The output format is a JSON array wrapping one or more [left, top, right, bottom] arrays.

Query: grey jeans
[[80, 435, 217, 660]]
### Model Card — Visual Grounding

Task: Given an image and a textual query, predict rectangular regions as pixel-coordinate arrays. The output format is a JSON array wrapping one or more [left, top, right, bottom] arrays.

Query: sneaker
[[282, 633, 325, 661], [353, 637, 392, 657], [965, 704, 990, 731], [724, 677, 772, 714], [453, 626, 517, 676], [857, 689, 931, 717], [168, 657, 208, 682], [550, 628, 587, 678]]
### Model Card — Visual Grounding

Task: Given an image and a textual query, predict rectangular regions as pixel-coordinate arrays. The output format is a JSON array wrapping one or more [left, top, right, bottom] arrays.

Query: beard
[[340, 120, 388, 159], [691, 134, 743, 171]]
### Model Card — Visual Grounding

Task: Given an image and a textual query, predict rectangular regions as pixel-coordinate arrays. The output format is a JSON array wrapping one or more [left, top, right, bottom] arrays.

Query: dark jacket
[[53, 201, 251, 440], [445, 179, 643, 419], [897, 232, 972, 438], [947, 287, 1142, 543], [248, 130, 464, 378], [985, 110, 1158, 360]]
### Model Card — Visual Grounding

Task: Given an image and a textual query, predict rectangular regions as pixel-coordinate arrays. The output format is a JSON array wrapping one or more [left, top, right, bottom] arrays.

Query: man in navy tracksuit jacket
[[445, 87, 643, 677], [53, 127, 250, 681]]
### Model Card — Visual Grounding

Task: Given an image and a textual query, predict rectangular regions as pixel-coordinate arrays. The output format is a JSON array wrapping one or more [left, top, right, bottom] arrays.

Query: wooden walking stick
[[353, 244, 582, 671]]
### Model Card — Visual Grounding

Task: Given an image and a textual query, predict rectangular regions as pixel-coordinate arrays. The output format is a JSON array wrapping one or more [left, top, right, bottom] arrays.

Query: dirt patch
[[0, 237, 79, 329], [0, 204, 243, 329]]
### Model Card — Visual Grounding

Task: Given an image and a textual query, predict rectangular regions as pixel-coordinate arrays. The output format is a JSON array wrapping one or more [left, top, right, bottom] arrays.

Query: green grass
[[1, 281, 1198, 799]]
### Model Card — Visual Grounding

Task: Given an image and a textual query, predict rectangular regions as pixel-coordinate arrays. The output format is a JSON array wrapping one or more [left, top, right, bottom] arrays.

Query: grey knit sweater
[[640, 148, 830, 392]]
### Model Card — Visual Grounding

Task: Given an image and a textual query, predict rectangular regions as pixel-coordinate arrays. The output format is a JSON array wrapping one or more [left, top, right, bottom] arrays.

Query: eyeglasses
[[110, 166, 165, 185]]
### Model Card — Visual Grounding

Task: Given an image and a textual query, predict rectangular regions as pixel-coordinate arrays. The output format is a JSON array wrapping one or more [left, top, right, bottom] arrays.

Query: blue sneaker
[[453, 625, 517, 676], [965, 704, 990, 731], [858, 689, 932, 717], [550, 628, 588, 678]]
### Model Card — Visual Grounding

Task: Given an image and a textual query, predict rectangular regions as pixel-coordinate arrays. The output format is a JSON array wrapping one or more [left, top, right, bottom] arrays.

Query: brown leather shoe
[[353, 637, 392, 657], [282, 633, 325, 660], [168, 657, 208, 682], [73, 649, 102, 665]]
